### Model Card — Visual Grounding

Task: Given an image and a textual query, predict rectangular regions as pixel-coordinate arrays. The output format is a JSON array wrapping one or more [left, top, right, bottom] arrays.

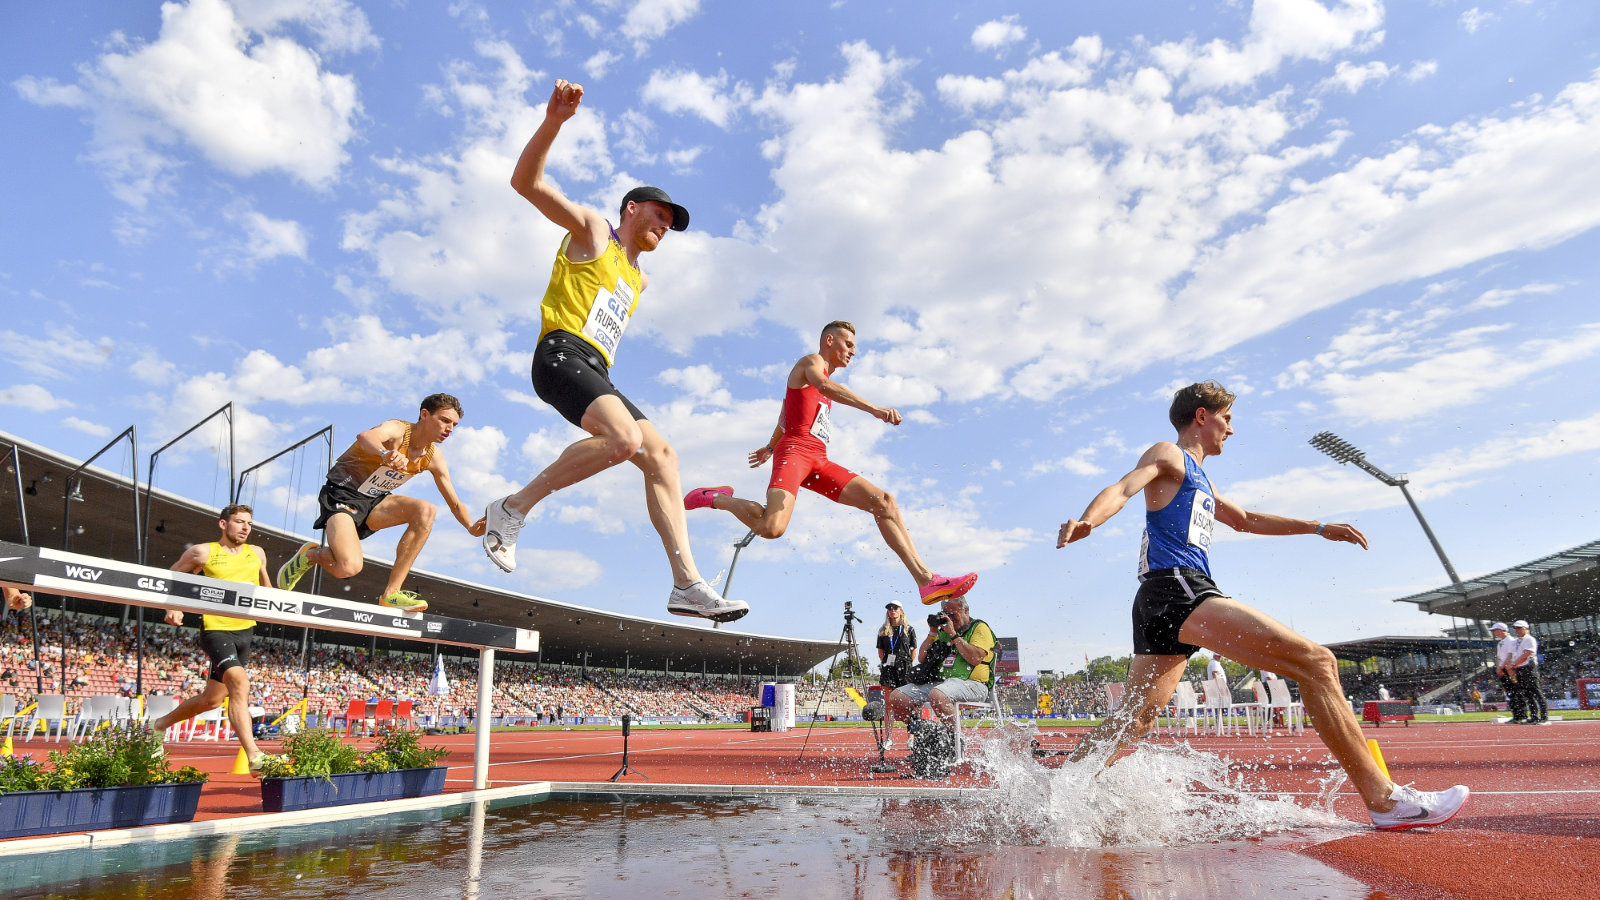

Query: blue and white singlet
[[1138, 450, 1216, 578]]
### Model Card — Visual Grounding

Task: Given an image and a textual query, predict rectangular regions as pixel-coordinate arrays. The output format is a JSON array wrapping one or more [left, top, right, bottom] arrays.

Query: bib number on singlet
[[582, 277, 635, 358], [809, 403, 832, 444], [1188, 491, 1215, 551], [359, 467, 411, 497]]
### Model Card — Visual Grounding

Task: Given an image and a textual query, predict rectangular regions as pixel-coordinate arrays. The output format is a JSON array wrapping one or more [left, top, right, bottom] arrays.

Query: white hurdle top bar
[[0, 539, 537, 789], [0, 540, 537, 653]]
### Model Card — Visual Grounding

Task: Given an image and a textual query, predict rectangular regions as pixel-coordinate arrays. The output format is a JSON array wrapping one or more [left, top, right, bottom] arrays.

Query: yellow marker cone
[[231, 747, 251, 775], [1366, 738, 1390, 780], [1, 736, 13, 756]]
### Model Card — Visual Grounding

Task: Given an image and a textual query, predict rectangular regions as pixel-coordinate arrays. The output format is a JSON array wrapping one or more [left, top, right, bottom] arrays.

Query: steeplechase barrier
[[0, 540, 538, 790]]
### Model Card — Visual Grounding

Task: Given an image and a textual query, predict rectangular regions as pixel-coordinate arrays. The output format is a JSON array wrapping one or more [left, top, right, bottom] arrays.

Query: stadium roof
[[1391, 538, 1600, 624], [0, 432, 843, 677], [1323, 635, 1495, 662]]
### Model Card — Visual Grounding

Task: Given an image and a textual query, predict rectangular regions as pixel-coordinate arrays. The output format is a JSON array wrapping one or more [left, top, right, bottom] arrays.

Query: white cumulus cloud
[[13, 0, 368, 207], [971, 16, 1027, 53]]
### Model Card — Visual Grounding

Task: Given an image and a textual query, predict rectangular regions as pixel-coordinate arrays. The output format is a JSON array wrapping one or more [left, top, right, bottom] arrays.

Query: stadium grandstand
[[0, 430, 850, 725], [1323, 539, 1600, 710]]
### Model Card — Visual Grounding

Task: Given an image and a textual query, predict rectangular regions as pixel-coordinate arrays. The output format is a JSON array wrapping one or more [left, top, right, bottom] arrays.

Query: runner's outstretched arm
[[427, 453, 488, 537], [510, 79, 607, 245], [1056, 444, 1180, 547], [1212, 495, 1367, 548], [799, 356, 901, 425]]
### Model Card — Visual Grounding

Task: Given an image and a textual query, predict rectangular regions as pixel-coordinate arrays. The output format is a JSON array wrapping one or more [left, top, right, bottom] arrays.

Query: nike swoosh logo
[[1396, 807, 1433, 820], [310, 606, 331, 616]]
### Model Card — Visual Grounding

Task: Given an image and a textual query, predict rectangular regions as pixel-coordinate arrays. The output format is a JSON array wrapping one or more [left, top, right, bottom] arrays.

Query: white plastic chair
[[1246, 683, 1272, 735], [1210, 676, 1255, 736], [1266, 678, 1305, 735], [0, 693, 22, 740], [26, 694, 71, 742], [953, 689, 1006, 761], [1169, 682, 1205, 736], [183, 707, 226, 742], [1197, 679, 1228, 735], [71, 695, 117, 741], [108, 696, 135, 727], [143, 695, 181, 736]]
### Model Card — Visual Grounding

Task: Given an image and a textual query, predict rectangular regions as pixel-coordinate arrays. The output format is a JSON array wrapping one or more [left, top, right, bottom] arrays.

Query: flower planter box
[[260, 766, 447, 813], [0, 782, 203, 839]]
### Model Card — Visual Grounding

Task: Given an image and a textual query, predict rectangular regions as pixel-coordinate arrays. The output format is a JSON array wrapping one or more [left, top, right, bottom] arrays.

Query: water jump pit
[[3, 719, 1597, 899]]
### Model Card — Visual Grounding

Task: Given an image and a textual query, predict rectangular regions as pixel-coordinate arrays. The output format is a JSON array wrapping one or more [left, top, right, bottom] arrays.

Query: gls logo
[[136, 577, 168, 592], [64, 565, 103, 582]]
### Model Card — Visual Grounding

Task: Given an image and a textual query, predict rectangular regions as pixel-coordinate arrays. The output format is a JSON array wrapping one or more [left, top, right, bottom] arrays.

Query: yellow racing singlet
[[200, 542, 261, 632], [537, 226, 643, 366], [325, 423, 436, 498]]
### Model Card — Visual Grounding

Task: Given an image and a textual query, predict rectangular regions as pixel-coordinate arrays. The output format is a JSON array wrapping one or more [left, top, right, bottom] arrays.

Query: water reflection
[[4, 795, 1378, 900]]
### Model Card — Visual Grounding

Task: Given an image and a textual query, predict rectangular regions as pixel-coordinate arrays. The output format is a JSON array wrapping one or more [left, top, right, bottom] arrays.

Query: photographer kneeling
[[886, 595, 996, 737]]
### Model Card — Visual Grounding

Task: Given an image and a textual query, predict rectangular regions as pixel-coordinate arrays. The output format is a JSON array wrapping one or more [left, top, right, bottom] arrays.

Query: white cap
[[1512, 619, 1530, 629], [1490, 622, 1508, 632]]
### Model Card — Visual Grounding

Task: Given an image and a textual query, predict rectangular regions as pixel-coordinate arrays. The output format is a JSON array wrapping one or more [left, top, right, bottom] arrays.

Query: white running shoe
[[482, 498, 525, 573], [666, 581, 750, 623], [1369, 783, 1470, 831]]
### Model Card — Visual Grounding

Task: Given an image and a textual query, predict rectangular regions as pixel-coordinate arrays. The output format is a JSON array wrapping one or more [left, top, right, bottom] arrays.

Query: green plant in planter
[[0, 728, 207, 794], [256, 729, 359, 781], [257, 728, 448, 781], [371, 728, 450, 770]]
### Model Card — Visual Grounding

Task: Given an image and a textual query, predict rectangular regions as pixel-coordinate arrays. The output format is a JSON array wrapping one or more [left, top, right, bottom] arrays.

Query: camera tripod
[[797, 601, 895, 772]]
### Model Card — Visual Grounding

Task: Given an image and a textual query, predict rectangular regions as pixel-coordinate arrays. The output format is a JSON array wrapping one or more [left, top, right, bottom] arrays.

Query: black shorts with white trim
[[1132, 566, 1226, 657]]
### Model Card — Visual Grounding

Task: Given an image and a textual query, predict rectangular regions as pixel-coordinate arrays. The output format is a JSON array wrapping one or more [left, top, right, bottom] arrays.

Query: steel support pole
[[474, 647, 495, 790], [1396, 482, 1462, 585]]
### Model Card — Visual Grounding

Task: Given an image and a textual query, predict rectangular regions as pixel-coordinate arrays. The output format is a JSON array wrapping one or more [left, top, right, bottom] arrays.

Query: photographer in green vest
[[885, 595, 996, 730]]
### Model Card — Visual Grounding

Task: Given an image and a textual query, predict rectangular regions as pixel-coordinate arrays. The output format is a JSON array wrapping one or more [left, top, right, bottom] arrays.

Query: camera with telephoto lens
[[928, 612, 948, 630]]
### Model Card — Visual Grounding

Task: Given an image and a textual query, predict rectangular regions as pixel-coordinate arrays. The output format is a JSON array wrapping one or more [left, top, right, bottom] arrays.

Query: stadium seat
[[395, 699, 415, 728]]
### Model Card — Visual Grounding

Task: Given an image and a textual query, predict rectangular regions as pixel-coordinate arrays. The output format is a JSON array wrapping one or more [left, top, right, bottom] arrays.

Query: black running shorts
[[314, 480, 385, 539], [531, 330, 647, 428], [200, 627, 253, 683], [1132, 567, 1227, 657]]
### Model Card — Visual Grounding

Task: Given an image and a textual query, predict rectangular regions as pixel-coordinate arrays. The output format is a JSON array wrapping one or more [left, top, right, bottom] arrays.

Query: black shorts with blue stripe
[[1132, 566, 1227, 657]]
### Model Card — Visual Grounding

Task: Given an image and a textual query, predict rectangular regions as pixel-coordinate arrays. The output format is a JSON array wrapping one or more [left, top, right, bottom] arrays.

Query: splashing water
[[925, 721, 1351, 849]]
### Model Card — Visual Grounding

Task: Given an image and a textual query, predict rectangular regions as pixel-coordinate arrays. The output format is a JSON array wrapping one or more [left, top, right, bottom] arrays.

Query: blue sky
[[4, 0, 1599, 674]]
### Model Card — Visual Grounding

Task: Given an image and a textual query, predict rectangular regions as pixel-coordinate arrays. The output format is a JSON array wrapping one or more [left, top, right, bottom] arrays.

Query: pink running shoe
[[919, 572, 978, 605], [684, 485, 733, 511]]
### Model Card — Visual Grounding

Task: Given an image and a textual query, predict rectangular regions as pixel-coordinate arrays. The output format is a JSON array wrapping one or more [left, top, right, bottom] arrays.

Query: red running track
[[8, 720, 1597, 899]]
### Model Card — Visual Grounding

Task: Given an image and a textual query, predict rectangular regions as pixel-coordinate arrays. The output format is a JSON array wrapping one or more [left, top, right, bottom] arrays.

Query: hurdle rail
[[0, 540, 538, 790]]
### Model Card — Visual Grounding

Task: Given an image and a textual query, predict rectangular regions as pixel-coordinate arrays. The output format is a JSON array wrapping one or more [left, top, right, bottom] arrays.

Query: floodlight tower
[[1308, 431, 1462, 586]]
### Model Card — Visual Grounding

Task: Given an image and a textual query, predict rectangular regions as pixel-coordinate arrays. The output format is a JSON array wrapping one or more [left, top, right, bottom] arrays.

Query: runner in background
[[152, 504, 270, 771], [686, 321, 977, 605], [278, 394, 483, 613]]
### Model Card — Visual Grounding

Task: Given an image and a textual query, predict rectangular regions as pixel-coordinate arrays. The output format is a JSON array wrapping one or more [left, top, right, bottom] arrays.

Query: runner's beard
[[637, 230, 662, 252]]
